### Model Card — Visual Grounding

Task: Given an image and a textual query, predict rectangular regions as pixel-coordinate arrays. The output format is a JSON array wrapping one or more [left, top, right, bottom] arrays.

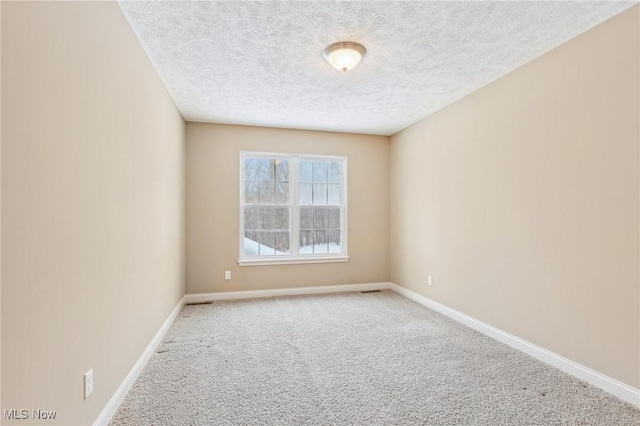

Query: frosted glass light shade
[[323, 42, 366, 73]]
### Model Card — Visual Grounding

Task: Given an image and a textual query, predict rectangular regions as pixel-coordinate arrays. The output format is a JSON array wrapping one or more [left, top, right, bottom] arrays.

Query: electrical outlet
[[84, 369, 93, 399], [224, 271, 231, 280], [428, 275, 433, 287]]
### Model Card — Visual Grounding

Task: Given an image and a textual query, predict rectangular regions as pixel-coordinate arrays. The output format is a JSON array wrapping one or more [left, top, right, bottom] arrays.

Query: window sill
[[238, 255, 349, 267]]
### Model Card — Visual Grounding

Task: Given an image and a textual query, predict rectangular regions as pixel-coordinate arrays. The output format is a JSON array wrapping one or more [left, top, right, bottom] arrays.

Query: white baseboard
[[94, 296, 186, 426], [388, 282, 640, 408], [184, 282, 392, 304]]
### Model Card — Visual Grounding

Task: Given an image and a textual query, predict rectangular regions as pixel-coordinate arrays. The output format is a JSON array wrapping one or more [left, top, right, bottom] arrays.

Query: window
[[239, 152, 347, 266]]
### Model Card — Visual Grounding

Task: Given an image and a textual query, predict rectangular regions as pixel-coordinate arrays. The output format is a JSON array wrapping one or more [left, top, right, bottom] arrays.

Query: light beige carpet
[[111, 290, 640, 425]]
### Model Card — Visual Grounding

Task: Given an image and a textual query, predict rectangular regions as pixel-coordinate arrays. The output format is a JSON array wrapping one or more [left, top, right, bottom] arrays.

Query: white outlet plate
[[84, 369, 93, 399], [428, 275, 433, 286], [224, 271, 231, 280]]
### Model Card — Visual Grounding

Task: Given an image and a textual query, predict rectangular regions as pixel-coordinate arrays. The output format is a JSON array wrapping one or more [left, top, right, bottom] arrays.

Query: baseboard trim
[[184, 282, 392, 304], [387, 283, 640, 408], [94, 295, 186, 426]]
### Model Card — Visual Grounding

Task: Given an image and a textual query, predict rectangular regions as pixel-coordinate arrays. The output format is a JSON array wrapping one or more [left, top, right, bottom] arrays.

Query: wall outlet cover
[[84, 369, 93, 399]]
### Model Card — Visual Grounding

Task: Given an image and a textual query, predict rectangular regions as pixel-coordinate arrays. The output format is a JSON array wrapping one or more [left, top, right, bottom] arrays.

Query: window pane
[[300, 207, 313, 230], [244, 231, 260, 255], [313, 184, 327, 205], [244, 181, 259, 204], [260, 207, 275, 230], [259, 159, 275, 182], [244, 158, 259, 181], [300, 183, 312, 205], [328, 161, 341, 184], [300, 160, 312, 183], [328, 207, 341, 230], [276, 208, 289, 230], [328, 184, 341, 205], [244, 207, 259, 230], [313, 161, 327, 183], [328, 230, 341, 253], [259, 181, 275, 204], [275, 159, 289, 182], [314, 207, 327, 230], [276, 182, 289, 205], [275, 232, 289, 254], [300, 231, 313, 254], [314, 230, 327, 253], [260, 232, 275, 255]]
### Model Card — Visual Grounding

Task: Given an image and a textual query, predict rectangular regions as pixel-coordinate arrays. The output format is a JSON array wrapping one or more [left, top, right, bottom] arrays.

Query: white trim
[[238, 255, 349, 266], [387, 283, 640, 408], [94, 296, 186, 426], [184, 282, 391, 304]]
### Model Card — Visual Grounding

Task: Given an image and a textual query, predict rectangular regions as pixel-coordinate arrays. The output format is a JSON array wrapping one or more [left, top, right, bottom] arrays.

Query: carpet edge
[[94, 295, 187, 426], [388, 282, 640, 408], [183, 282, 393, 304]]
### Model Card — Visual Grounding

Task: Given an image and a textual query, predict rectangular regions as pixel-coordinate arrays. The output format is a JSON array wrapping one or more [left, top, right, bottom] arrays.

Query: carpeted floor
[[110, 290, 640, 425]]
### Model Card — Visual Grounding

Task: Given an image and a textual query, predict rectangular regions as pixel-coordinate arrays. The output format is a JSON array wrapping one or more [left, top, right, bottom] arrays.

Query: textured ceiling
[[118, 1, 635, 136]]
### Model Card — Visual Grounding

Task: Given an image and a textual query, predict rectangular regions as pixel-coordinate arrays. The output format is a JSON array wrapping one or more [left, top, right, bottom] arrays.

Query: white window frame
[[238, 151, 349, 266]]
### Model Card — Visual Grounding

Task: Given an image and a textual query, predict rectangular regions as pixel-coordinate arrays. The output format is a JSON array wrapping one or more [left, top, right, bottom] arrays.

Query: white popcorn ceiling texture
[[118, 1, 635, 136]]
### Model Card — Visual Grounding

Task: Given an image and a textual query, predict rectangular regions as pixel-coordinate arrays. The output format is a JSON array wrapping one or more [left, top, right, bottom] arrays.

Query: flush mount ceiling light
[[323, 42, 366, 73]]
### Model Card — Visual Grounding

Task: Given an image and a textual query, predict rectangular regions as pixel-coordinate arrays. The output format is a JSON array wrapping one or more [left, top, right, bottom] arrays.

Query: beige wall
[[186, 123, 389, 293], [2, 2, 185, 425], [1, 0, 4, 412], [391, 6, 640, 388]]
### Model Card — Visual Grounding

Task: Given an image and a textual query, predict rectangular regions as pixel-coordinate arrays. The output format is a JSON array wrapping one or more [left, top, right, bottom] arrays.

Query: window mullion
[[290, 157, 300, 256]]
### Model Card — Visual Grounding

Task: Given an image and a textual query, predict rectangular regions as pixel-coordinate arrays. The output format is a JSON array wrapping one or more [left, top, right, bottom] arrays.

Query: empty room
[[2, 1, 640, 425]]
